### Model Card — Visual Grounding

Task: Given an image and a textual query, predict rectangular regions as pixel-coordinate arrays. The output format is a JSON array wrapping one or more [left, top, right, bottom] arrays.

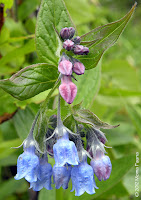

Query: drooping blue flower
[[71, 160, 98, 196], [14, 146, 39, 182], [30, 156, 52, 191], [53, 132, 79, 166], [90, 155, 112, 181], [53, 164, 72, 189]]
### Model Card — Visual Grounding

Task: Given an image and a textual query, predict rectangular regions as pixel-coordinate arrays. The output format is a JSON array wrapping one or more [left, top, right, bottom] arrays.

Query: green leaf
[[12, 107, 35, 140], [0, 39, 35, 66], [74, 109, 119, 129], [0, 89, 17, 115], [73, 61, 101, 108], [75, 3, 137, 70], [105, 122, 135, 146], [125, 104, 141, 137], [0, 178, 28, 200], [18, 0, 40, 21], [98, 182, 129, 199], [36, 0, 74, 65], [39, 188, 56, 200], [64, 0, 95, 25], [0, 63, 58, 100]]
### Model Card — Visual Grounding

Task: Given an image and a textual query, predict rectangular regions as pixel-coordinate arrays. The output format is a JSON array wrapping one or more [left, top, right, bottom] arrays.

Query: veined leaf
[[73, 61, 101, 108], [74, 109, 119, 129], [0, 63, 58, 100], [75, 3, 137, 70], [36, 0, 74, 66]]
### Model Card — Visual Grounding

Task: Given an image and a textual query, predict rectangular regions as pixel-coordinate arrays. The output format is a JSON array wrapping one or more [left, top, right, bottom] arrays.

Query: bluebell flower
[[30, 156, 52, 191], [90, 155, 112, 181], [71, 159, 98, 196], [14, 146, 39, 182], [53, 164, 72, 189], [53, 132, 79, 166]]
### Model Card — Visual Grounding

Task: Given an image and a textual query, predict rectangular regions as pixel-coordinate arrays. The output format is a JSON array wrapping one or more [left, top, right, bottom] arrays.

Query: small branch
[[0, 3, 4, 32], [0, 110, 17, 124]]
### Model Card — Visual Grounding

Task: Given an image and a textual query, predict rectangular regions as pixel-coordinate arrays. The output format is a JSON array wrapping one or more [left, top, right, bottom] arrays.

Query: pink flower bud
[[63, 39, 74, 51], [83, 47, 89, 55], [73, 62, 85, 75], [73, 45, 89, 55], [58, 60, 72, 75], [72, 36, 81, 44], [59, 76, 77, 104]]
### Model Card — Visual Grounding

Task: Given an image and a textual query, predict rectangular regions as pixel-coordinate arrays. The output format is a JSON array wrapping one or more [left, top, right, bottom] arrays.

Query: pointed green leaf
[[74, 109, 119, 129], [125, 104, 141, 137], [75, 3, 137, 70], [73, 62, 101, 108], [36, 0, 74, 65], [12, 107, 35, 140], [0, 63, 58, 100]]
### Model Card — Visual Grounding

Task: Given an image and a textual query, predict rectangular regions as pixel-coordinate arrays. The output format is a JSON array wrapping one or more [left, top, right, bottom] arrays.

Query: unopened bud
[[63, 39, 74, 51], [58, 59, 72, 75], [73, 45, 89, 55], [82, 47, 89, 55], [73, 62, 85, 75], [59, 76, 77, 104], [90, 155, 112, 181], [72, 36, 81, 44], [60, 28, 70, 40], [60, 27, 75, 40], [68, 27, 75, 39]]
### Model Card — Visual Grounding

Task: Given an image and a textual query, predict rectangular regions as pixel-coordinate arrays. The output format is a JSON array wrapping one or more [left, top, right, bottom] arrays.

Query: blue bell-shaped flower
[[71, 152, 98, 196], [14, 146, 39, 182], [30, 155, 52, 191], [53, 164, 72, 189], [15, 113, 41, 183], [53, 131, 79, 166]]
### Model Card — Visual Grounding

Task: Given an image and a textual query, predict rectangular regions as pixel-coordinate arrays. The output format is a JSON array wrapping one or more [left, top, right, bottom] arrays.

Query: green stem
[[41, 77, 60, 109]]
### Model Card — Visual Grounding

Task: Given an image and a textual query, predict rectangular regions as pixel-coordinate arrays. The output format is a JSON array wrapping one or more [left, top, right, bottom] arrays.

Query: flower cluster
[[14, 27, 112, 197], [14, 100, 112, 196], [58, 27, 88, 104]]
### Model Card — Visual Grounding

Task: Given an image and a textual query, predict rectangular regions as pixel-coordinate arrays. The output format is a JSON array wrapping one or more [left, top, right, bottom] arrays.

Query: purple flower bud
[[60, 27, 75, 40], [90, 155, 112, 181], [58, 59, 72, 75], [59, 75, 77, 104], [83, 47, 89, 55], [72, 36, 81, 44], [74, 45, 89, 55], [68, 27, 75, 39], [73, 62, 85, 75], [60, 28, 70, 40], [63, 39, 74, 51]]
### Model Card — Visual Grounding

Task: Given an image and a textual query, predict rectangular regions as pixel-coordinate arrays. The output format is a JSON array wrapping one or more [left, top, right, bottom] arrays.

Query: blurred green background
[[0, 0, 141, 200]]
